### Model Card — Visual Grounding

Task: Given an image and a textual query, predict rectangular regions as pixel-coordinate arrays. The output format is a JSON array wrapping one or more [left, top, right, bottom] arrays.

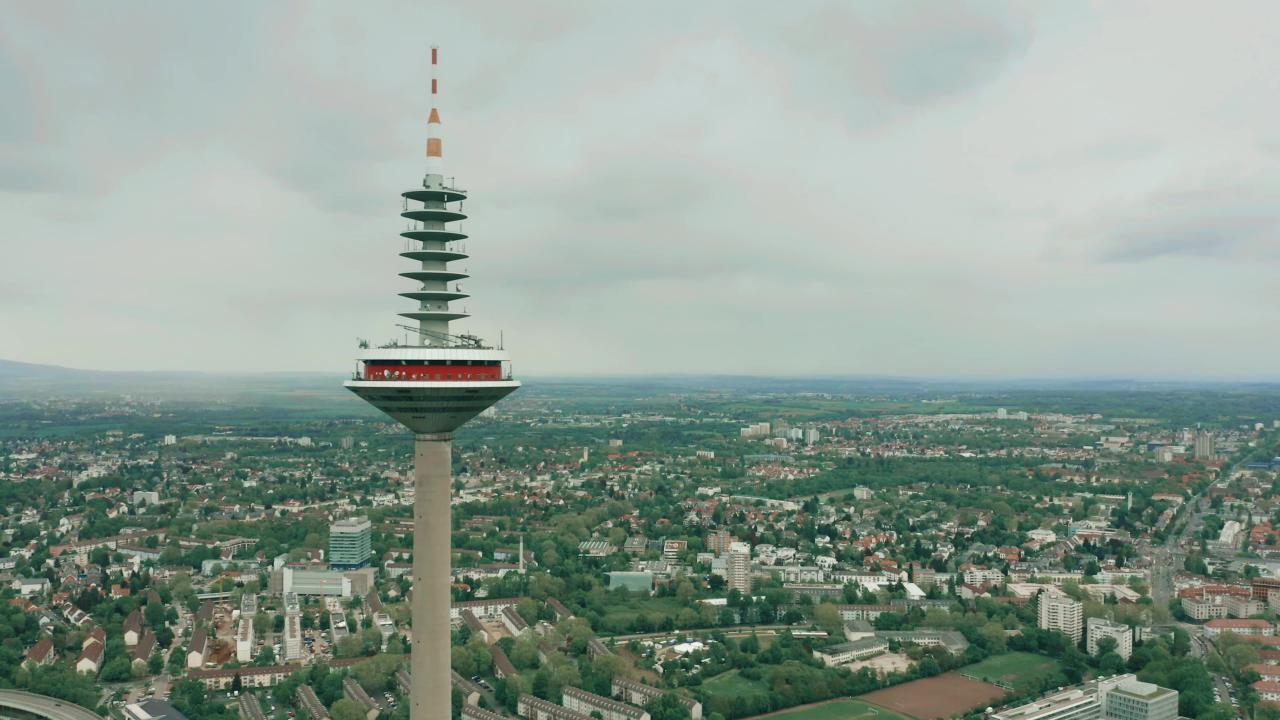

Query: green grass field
[[762, 699, 913, 720], [702, 669, 770, 699], [595, 596, 692, 635], [959, 652, 1062, 692]]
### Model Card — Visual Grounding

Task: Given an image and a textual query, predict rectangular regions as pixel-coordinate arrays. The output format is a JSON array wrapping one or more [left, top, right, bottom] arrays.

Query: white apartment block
[[726, 542, 752, 595], [1087, 617, 1133, 660], [1039, 595, 1083, 643], [236, 617, 255, 663], [562, 687, 649, 720]]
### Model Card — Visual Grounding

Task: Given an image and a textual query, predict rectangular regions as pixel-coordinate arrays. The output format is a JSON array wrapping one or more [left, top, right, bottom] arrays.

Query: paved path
[[0, 691, 100, 720]]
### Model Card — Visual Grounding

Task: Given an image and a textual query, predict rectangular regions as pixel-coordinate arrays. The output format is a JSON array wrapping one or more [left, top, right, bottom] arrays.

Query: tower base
[[413, 433, 453, 720]]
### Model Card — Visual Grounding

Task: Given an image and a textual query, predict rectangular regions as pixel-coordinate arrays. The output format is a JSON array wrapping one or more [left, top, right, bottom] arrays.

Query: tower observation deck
[[343, 47, 518, 720]]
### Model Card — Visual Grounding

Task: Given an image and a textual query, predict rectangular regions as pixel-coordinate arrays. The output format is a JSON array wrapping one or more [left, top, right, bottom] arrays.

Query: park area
[[956, 651, 1063, 693], [860, 672, 1009, 720], [750, 699, 913, 720]]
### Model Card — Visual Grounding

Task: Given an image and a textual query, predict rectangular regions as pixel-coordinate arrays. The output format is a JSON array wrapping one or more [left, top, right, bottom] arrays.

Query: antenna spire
[[426, 46, 444, 177]]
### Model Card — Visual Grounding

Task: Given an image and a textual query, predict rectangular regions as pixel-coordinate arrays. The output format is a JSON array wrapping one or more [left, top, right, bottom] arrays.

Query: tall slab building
[[344, 47, 519, 720]]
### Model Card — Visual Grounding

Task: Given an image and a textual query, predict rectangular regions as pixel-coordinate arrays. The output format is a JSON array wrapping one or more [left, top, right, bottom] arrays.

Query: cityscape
[[3, 6, 1280, 720], [3, 379, 1280, 720]]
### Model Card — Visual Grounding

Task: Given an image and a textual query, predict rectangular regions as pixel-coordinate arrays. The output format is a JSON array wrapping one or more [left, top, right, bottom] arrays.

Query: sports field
[[860, 672, 1008, 720], [750, 699, 913, 720], [958, 652, 1062, 692]]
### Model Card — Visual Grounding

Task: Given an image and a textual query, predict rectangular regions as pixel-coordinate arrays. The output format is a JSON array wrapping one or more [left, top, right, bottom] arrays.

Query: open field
[[958, 652, 1062, 692], [702, 669, 770, 700], [594, 596, 691, 635], [860, 673, 1008, 720], [749, 699, 914, 720]]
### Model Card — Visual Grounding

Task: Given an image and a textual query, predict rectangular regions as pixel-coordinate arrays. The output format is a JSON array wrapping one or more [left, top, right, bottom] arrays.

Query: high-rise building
[[707, 529, 732, 557], [1087, 617, 1132, 660], [329, 516, 372, 569], [1039, 595, 1083, 643], [1194, 430, 1216, 460], [343, 47, 520, 720], [282, 592, 303, 662], [726, 542, 752, 595]]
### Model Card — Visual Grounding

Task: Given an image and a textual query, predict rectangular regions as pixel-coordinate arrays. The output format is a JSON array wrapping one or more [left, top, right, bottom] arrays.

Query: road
[[0, 691, 102, 720], [1146, 460, 1252, 716], [1149, 460, 1242, 608]]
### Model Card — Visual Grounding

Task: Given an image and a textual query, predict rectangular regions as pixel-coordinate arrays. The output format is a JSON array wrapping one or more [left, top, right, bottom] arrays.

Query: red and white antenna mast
[[426, 46, 444, 178]]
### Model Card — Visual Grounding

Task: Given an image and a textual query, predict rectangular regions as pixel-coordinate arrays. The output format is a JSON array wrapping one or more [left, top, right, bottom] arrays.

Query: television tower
[[344, 47, 518, 720]]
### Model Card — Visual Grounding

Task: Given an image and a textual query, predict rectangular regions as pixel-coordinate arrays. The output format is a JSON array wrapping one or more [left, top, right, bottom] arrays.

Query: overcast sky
[[3, 2, 1279, 378]]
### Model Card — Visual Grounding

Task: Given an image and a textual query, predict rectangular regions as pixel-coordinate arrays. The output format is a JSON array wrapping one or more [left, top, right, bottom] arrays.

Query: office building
[[1104, 679, 1178, 720], [329, 516, 372, 569], [993, 675, 1175, 720]]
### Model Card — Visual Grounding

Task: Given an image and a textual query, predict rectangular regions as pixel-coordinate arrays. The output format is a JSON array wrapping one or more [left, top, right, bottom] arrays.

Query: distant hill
[[0, 358, 360, 408], [0, 358, 93, 378]]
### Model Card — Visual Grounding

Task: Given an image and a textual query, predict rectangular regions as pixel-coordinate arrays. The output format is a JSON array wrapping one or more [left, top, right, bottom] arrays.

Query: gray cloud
[[1091, 185, 1280, 263], [2, 1, 1279, 379]]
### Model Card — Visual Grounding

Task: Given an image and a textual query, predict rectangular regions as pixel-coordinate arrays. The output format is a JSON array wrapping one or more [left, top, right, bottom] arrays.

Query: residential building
[[1087, 618, 1133, 660], [612, 678, 702, 720], [451, 671, 482, 707], [1203, 618, 1274, 638], [187, 665, 302, 691], [24, 637, 55, 668], [1182, 597, 1229, 621], [297, 685, 331, 720], [501, 605, 530, 636], [518, 694, 590, 720], [236, 616, 255, 662], [462, 707, 507, 720], [726, 542, 752, 595], [1252, 680, 1280, 703], [343, 677, 381, 720], [1039, 595, 1083, 643], [76, 638, 103, 675], [187, 629, 209, 669], [562, 687, 649, 720]]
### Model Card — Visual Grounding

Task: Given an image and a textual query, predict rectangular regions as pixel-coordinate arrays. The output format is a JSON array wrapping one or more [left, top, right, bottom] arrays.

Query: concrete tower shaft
[[343, 46, 519, 720]]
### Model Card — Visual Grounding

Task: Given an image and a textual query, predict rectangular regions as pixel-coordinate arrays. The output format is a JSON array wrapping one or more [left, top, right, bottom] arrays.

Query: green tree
[[100, 657, 132, 682], [643, 695, 691, 720], [812, 603, 842, 635], [331, 699, 367, 720]]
